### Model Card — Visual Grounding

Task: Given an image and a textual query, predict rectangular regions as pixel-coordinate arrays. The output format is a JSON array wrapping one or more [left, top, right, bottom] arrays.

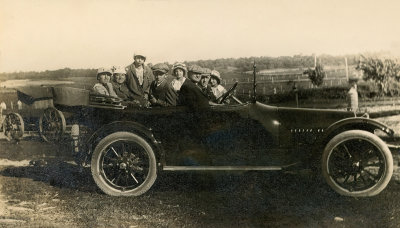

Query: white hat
[[97, 67, 113, 75], [133, 52, 146, 60], [113, 66, 126, 74]]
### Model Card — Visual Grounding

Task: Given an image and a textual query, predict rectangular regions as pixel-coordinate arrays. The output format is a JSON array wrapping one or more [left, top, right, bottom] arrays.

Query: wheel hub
[[119, 163, 127, 169]]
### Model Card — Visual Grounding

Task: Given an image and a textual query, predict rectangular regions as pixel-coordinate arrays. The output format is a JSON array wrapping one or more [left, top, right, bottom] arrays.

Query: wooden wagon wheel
[[3, 112, 25, 141], [39, 107, 66, 143]]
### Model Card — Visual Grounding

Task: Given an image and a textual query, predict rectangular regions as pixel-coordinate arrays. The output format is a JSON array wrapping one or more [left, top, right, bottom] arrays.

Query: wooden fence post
[[345, 57, 349, 81]]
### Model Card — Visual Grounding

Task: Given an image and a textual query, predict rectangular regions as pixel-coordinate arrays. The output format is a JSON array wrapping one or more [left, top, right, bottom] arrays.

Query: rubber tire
[[91, 131, 157, 196], [322, 130, 393, 197]]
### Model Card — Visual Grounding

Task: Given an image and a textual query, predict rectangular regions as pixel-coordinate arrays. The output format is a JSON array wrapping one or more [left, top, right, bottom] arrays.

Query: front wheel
[[322, 130, 393, 197], [91, 132, 157, 196]]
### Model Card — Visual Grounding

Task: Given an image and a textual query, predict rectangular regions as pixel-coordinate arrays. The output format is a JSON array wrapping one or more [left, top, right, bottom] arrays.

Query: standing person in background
[[0, 101, 6, 113], [347, 77, 359, 112], [0, 101, 6, 127], [149, 63, 178, 106], [125, 52, 154, 104], [93, 67, 118, 98], [17, 100, 22, 110]]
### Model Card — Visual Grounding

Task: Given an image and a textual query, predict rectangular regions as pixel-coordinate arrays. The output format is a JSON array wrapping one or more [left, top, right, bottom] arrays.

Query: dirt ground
[[0, 116, 400, 227]]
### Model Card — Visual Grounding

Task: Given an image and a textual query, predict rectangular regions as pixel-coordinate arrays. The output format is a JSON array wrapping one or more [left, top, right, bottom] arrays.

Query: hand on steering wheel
[[218, 82, 238, 104]]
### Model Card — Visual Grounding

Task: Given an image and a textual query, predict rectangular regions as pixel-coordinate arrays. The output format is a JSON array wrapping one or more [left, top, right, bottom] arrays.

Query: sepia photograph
[[1, 0, 400, 227]]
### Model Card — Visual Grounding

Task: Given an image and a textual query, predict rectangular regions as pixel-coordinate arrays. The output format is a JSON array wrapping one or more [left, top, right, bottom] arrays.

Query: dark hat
[[188, 65, 203, 74], [201, 68, 212, 77], [151, 63, 169, 74]]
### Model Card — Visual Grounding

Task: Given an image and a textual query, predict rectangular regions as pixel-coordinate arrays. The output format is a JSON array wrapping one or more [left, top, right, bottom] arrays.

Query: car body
[[52, 89, 395, 198]]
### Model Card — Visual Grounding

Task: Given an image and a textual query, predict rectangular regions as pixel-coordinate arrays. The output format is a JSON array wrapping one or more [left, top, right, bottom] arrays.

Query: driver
[[207, 70, 229, 104], [93, 67, 118, 98]]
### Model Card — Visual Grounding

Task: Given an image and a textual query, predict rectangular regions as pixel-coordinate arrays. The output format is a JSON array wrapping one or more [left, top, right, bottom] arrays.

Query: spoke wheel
[[39, 107, 66, 143], [91, 132, 157, 196], [322, 130, 393, 197], [3, 112, 24, 140]]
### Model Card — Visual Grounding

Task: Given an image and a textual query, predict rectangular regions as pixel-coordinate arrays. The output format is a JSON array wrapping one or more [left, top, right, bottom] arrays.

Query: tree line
[[1, 54, 362, 81], [184, 54, 360, 73]]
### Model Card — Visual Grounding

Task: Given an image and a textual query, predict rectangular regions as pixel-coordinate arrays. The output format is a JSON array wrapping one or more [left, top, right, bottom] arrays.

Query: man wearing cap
[[149, 63, 178, 107], [198, 68, 211, 94], [93, 67, 118, 97], [176, 63, 211, 110], [110, 66, 135, 100], [125, 52, 155, 102], [187, 65, 204, 86]]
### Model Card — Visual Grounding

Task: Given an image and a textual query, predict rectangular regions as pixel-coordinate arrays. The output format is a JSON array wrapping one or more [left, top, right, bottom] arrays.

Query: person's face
[[174, 68, 184, 79], [113, 73, 126, 84], [154, 71, 167, 83], [209, 77, 218, 87], [98, 73, 111, 84], [188, 72, 202, 83], [134, 56, 145, 66], [105, 74, 111, 83], [199, 76, 210, 87]]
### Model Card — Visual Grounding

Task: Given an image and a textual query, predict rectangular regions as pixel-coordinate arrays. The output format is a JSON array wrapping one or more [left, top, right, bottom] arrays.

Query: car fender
[[84, 121, 164, 162], [319, 117, 394, 147]]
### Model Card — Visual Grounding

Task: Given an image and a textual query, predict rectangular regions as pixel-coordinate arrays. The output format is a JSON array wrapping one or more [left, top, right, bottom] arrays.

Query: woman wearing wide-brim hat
[[171, 62, 188, 92], [208, 70, 228, 103]]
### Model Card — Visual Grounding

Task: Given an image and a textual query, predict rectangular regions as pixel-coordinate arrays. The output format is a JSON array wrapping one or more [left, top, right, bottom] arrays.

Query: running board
[[162, 166, 282, 171]]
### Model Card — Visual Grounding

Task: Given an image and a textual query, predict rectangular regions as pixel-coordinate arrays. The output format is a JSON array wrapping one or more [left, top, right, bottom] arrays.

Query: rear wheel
[[39, 107, 66, 143], [322, 130, 393, 197], [91, 132, 157, 196]]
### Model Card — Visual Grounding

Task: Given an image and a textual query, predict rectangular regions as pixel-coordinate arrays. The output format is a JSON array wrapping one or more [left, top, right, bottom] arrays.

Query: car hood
[[277, 106, 355, 129], [249, 102, 355, 130]]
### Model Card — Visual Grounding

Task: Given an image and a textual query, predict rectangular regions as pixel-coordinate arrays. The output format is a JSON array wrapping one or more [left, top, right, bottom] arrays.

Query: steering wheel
[[218, 82, 238, 104]]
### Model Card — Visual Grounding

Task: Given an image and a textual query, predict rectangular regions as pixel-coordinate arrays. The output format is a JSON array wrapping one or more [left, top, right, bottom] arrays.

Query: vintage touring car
[[3, 69, 399, 198]]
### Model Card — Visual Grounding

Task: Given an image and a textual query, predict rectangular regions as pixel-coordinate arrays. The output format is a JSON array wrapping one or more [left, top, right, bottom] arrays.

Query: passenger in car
[[111, 66, 135, 100], [93, 67, 118, 98], [149, 63, 178, 106], [187, 65, 203, 87], [125, 52, 155, 103], [198, 68, 211, 94], [179, 64, 218, 110], [207, 70, 229, 103], [171, 62, 187, 92]]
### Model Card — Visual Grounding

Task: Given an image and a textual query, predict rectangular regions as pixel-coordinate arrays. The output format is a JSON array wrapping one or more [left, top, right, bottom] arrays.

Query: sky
[[0, 0, 400, 73]]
